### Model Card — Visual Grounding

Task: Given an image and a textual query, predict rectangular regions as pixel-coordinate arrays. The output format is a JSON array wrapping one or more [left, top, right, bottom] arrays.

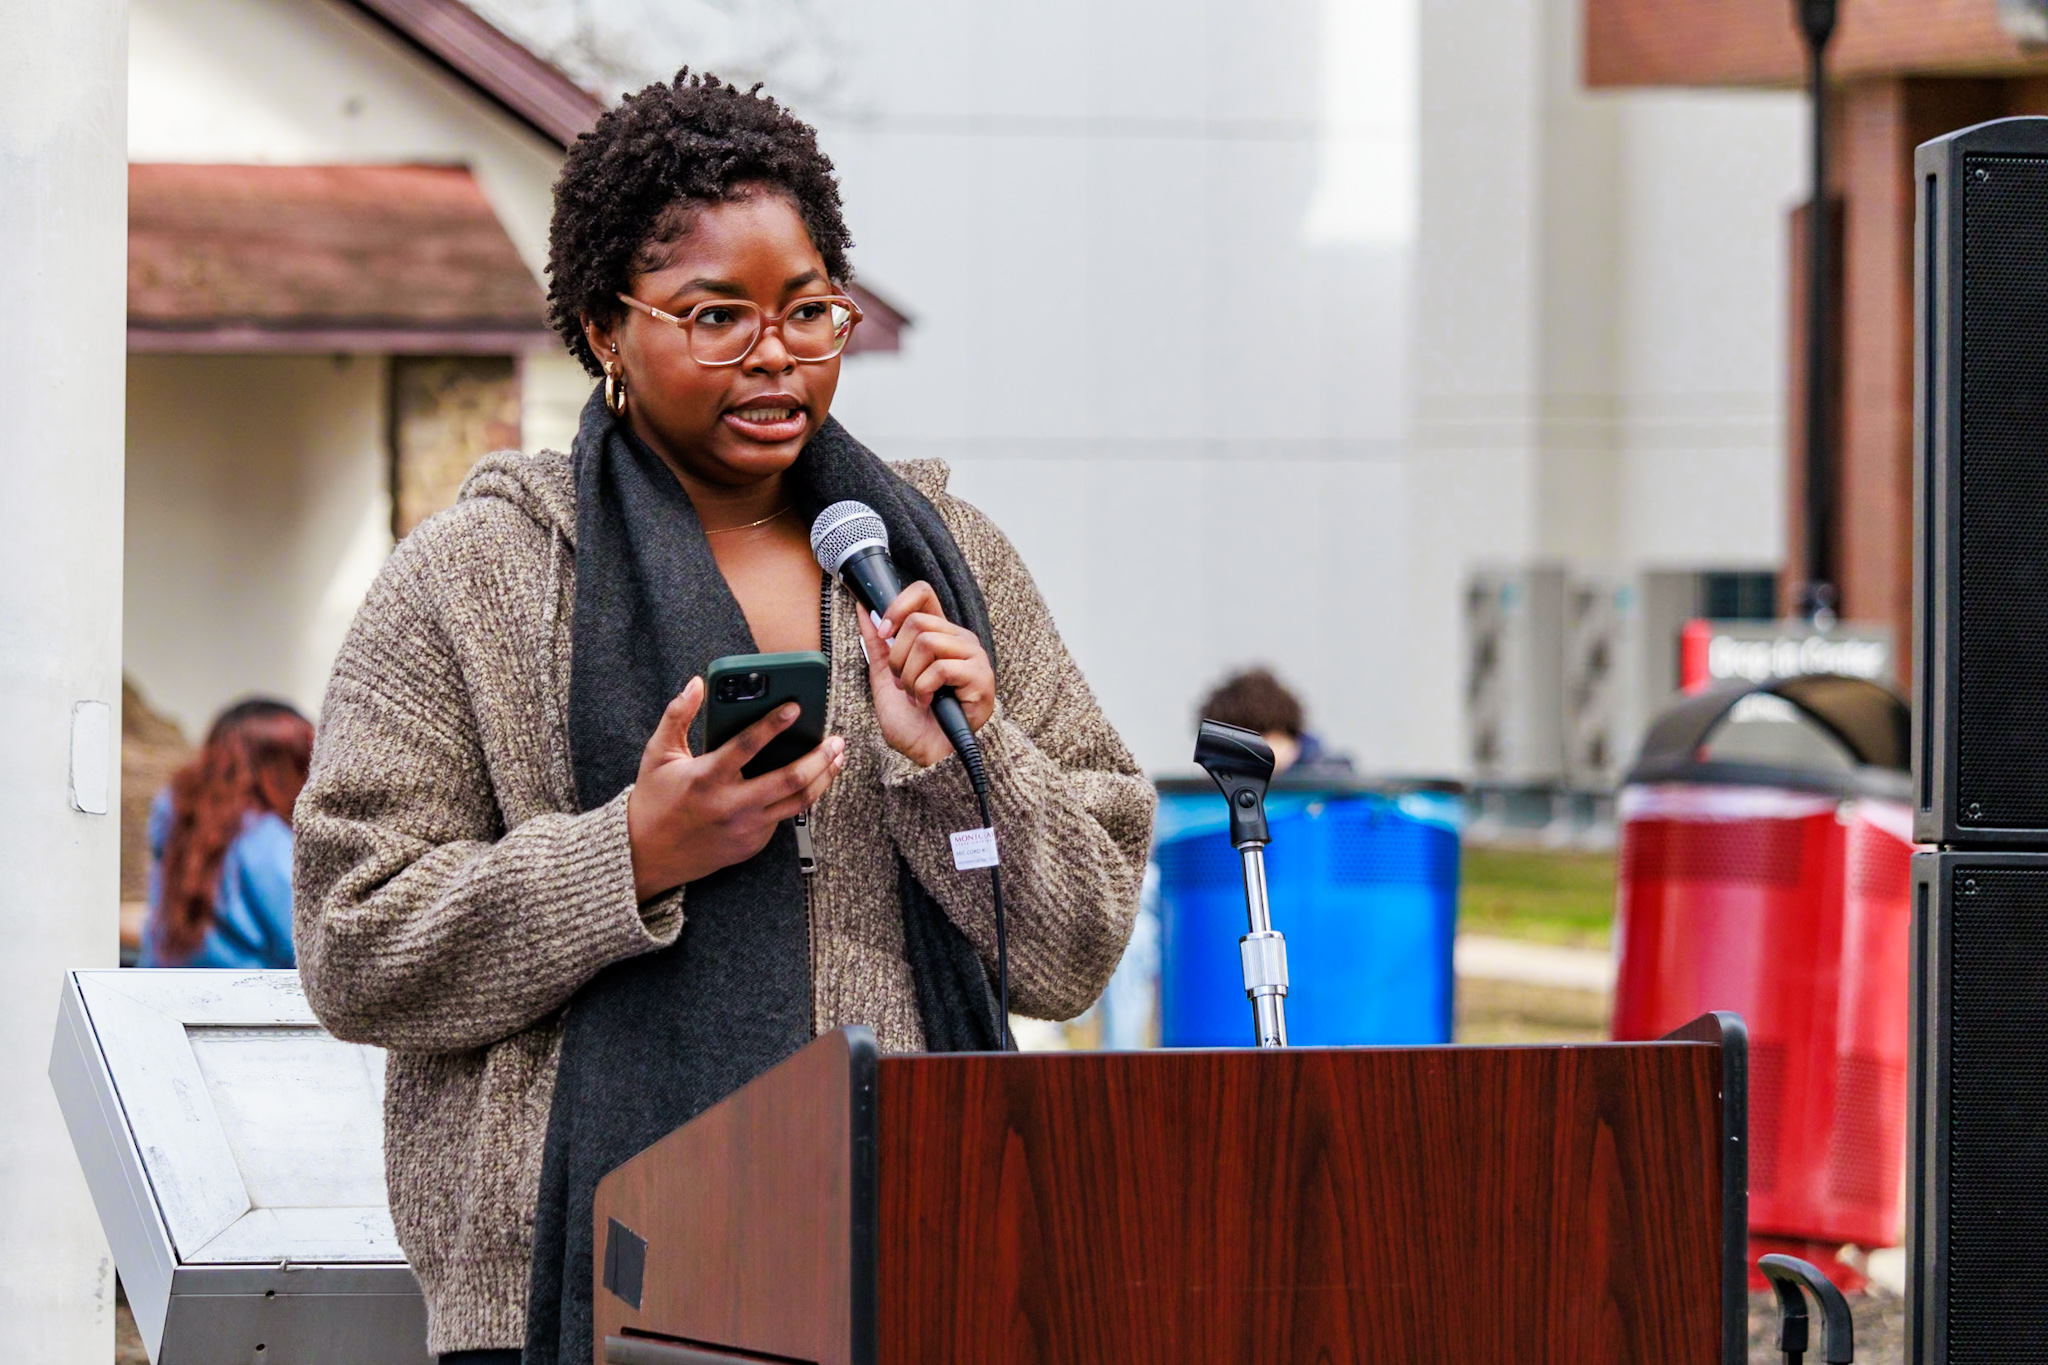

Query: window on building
[[1697, 570, 1778, 622]]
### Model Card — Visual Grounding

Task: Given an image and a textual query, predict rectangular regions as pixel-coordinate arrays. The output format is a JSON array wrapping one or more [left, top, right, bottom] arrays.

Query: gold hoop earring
[[603, 362, 627, 417]]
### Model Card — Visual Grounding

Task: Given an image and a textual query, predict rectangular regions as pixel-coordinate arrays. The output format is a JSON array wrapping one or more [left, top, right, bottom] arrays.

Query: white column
[[0, 3, 129, 1361]]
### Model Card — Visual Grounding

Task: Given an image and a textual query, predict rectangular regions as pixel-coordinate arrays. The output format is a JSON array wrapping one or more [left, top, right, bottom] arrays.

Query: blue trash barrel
[[1154, 781, 1463, 1047]]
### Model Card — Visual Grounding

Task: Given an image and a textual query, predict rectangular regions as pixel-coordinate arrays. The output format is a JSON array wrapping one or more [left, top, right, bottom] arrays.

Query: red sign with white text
[[1678, 620, 1894, 693]]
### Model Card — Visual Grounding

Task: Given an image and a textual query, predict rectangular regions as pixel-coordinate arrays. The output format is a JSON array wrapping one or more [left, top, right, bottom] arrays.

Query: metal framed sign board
[[49, 969, 430, 1364]]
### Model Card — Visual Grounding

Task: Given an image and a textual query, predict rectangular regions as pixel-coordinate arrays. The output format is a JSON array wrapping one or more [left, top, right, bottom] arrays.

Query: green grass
[[1458, 846, 1617, 949]]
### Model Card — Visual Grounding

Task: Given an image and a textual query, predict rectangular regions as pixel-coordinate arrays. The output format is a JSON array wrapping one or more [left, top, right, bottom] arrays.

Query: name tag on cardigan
[[950, 827, 999, 870]]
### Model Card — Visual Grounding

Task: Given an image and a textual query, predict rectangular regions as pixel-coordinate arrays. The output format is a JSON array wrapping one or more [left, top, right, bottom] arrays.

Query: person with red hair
[[142, 698, 315, 969]]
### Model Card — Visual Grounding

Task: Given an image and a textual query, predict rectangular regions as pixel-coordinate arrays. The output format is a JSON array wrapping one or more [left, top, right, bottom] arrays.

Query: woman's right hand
[[626, 676, 847, 901]]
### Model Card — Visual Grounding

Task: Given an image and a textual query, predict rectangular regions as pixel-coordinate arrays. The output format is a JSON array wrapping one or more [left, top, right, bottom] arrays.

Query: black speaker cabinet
[[1910, 851, 2048, 1361], [1915, 117, 2048, 846]]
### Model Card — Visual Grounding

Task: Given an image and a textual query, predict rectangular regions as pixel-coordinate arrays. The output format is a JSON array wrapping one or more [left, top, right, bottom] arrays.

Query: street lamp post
[[1797, 0, 1839, 626]]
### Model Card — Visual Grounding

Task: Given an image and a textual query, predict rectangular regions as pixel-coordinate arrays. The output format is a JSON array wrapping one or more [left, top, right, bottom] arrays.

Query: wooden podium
[[592, 1014, 1746, 1365]]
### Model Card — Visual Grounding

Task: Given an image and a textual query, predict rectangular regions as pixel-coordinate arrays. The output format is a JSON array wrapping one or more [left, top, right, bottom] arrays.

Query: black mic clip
[[1194, 719, 1274, 850]]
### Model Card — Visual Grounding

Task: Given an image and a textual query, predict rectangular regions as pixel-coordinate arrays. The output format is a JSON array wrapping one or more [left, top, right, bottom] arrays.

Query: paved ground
[[115, 1280, 145, 1365], [1454, 933, 1613, 1044], [1454, 974, 1611, 1043], [1751, 1285, 1902, 1364], [1455, 933, 1616, 992]]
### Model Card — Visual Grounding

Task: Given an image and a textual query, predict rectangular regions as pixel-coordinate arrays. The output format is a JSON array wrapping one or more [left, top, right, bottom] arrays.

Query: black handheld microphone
[[810, 501, 984, 790], [813, 500, 1010, 1051]]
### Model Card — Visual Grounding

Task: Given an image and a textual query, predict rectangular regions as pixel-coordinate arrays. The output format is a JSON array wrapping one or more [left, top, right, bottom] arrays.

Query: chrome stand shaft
[[1238, 845, 1289, 1048]]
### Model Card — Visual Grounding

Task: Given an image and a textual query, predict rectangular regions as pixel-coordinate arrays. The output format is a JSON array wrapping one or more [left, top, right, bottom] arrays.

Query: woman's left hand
[[857, 581, 996, 767]]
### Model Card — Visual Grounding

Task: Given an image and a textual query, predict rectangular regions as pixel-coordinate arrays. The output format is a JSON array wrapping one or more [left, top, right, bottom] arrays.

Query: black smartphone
[[703, 651, 829, 780]]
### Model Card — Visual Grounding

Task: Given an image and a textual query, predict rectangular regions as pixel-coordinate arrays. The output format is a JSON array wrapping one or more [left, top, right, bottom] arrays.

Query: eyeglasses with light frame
[[615, 291, 863, 366]]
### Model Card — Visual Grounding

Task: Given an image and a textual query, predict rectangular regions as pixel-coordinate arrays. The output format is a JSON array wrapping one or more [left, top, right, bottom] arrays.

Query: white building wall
[[125, 356, 392, 734], [1408, 0, 1548, 774], [125, 0, 590, 726], [671, 0, 1803, 779], [1411, 0, 1803, 773], [1613, 90, 1805, 571], [129, 0, 562, 275], [812, 0, 1419, 776]]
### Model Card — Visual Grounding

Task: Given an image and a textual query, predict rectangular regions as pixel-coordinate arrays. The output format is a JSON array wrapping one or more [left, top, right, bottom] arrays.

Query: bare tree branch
[[465, 0, 858, 117]]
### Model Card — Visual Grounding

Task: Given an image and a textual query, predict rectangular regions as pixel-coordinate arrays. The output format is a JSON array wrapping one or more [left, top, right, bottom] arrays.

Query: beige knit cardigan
[[292, 447, 1154, 1355]]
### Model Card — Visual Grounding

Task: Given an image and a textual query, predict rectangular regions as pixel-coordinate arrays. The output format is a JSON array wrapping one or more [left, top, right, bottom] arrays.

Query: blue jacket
[[140, 787, 298, 969]]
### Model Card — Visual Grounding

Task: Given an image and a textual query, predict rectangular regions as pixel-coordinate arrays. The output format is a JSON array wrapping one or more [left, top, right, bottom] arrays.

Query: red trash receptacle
[[1612, 677, 1913, 1252]]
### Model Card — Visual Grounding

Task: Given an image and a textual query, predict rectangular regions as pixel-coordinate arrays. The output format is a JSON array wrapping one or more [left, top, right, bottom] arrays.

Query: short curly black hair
[[546, 70, 855, 377]]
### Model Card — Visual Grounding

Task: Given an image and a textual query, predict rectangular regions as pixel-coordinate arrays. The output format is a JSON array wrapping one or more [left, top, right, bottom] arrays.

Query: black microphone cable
[[952, 730, 1010, 1052]]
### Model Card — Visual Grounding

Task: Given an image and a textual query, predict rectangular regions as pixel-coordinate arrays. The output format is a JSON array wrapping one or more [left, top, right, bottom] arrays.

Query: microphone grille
[[810, 500, 889, 574]]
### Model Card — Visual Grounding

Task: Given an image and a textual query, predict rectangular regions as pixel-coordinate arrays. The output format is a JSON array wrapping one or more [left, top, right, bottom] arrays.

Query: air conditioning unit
[[1465, 566, 1565, 783], [1563, 574, 1645, 791]]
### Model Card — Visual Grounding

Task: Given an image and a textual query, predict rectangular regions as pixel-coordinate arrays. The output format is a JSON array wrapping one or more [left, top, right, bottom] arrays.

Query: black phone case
[[703, 651, 829, 779]]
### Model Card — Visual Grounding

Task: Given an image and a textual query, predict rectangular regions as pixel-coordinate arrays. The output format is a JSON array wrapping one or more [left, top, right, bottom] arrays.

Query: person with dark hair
[[292, 72, 1152, 1365], [142, 698, 314, 969], [1199, 668, 1354, 776]]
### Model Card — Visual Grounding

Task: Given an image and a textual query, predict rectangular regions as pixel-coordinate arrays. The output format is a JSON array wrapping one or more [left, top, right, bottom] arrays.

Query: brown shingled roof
[[131, 0, 915, 353], [128, 163, 552, 353]]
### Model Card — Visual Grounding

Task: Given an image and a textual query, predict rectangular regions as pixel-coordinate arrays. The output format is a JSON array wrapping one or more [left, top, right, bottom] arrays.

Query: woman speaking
[[293, 72, 1153, 1365]]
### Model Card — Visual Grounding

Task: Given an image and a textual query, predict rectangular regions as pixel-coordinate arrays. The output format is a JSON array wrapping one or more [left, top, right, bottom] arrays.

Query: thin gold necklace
[[703, 504, 793, 536]]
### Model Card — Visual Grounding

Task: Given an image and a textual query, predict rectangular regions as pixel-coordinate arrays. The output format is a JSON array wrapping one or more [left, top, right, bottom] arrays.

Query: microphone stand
[[1195, 721, 1290, 1047]]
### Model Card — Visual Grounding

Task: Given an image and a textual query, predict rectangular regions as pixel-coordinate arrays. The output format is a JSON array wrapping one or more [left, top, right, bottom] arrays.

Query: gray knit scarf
[[522, 390, 1003, 1365]]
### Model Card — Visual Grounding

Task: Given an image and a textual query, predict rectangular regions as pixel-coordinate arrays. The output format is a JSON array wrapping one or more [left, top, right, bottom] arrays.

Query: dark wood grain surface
[[875, 1044, 1725, 1365], [592, 1029, 867, 1365]]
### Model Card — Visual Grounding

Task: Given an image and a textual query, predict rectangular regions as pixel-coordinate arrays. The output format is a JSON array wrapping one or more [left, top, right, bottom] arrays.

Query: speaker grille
[[1947, 865, 2048, 1356], [1957, 155, 2048, 829]]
